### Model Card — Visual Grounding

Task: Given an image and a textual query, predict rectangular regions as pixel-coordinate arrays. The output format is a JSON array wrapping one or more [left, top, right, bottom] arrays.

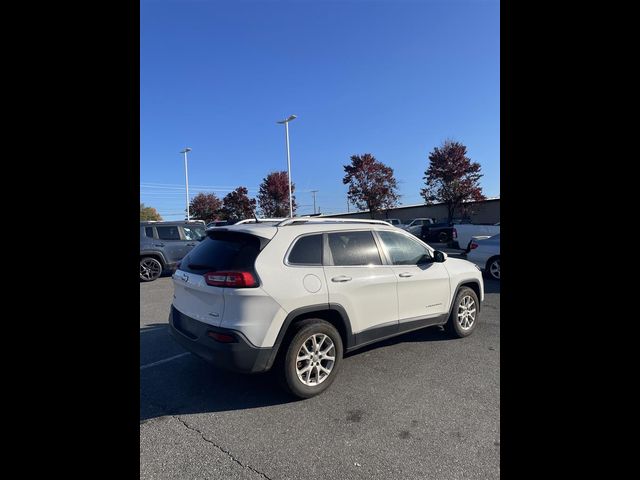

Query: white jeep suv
[[169, 218, 484, 398]]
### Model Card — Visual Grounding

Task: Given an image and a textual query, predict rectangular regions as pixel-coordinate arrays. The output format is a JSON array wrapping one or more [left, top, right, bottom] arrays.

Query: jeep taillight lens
[[453, 228, 458, 239], [204, 271, 257, 288], [470, 242, 478, 250]]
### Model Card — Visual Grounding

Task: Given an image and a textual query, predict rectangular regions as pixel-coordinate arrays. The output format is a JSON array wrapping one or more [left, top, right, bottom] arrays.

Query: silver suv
[[140, 221, 206, 281], [169, 218, 484, 398]]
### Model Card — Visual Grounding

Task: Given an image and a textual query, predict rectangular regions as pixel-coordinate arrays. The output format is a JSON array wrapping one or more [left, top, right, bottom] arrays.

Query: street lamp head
[[276, 115, 297, 124], [180, 148, 192, 153]]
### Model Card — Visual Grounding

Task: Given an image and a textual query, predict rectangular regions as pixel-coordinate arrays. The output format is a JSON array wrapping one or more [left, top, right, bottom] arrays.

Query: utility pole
[[180, 148, 192, 220], [310, 190, 319, 215], [276, 115, 297, 218]]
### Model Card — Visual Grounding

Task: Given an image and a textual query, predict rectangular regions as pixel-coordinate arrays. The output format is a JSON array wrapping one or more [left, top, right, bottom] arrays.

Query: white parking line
[[140, 352, 191, 370]]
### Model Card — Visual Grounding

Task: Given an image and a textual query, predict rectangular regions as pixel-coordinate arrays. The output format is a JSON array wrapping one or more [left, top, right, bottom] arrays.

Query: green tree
[[140, 203, 162, 221]]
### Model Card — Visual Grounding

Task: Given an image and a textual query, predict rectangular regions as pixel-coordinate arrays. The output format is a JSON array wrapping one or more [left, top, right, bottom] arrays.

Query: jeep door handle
[[186, 243, 196, 247], [154, 243, 165, 247], [399, 272, 414, 278], [331, 275, 352, 283]]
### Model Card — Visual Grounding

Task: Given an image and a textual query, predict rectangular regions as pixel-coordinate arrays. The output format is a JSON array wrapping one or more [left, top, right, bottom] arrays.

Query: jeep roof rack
[[276, 218, 392, 227], [234, 218, 288, 225]]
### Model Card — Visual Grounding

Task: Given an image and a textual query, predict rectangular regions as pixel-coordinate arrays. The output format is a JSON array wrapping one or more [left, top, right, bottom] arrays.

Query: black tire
[[444, 286, 480, 338], [140, 256, 163, 282], [438, 231, 449, 243], [279, 319, 343, 399], [486, 256, 500, 281]]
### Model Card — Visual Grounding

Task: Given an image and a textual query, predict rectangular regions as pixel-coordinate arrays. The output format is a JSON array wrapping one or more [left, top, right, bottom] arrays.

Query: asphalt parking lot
[[140, 250, 500, 480]]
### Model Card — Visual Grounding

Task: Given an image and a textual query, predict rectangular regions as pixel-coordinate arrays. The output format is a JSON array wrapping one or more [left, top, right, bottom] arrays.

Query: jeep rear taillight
[[453, 228, 458, 239], [470, 242, 479, 250], [204, 271, 257, 288]]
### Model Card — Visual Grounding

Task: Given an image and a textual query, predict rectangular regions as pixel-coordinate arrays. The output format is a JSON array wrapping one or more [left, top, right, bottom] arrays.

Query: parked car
[[466, 234, 500, 280], [401, 218, 436, 235], [385, 218, 402, 227], [454, 223, 500, 251], [420, 222, 458, 243], [206, 220, 232, 228], [169, 218, 484, 398], [140, 221, 207, 282]]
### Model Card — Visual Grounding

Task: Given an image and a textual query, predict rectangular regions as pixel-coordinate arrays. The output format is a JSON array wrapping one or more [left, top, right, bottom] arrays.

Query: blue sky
[[141, 0, 500, 219]]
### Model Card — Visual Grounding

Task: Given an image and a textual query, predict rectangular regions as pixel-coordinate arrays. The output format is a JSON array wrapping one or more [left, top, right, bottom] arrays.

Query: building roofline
[[320, 196, 500, 217]]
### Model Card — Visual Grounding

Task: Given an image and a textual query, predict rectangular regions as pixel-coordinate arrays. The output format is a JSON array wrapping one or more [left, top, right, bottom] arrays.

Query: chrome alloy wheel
[[295, 333, 336, 386], [140, 258, 162, 281], [457, 295, 477, 330]]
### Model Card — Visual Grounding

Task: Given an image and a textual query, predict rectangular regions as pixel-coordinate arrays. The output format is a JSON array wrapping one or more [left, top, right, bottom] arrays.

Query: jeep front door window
[[377, 231, 450, 321]]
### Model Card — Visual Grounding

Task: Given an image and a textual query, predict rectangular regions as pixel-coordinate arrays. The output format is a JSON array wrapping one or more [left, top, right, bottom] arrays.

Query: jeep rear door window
[[327, 231, 382, 266], [156, 226, 181, 240], [288, 234, 323, 265]]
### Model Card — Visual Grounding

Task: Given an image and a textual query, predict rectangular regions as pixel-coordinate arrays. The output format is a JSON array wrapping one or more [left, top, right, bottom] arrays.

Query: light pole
[[310, 190, 318, 215], [276, 115, 297, 218], [180, 147, 192, 220]]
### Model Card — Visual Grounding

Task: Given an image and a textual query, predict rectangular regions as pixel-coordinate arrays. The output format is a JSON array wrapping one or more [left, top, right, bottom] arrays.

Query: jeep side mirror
[[433, 250, 446, 263]]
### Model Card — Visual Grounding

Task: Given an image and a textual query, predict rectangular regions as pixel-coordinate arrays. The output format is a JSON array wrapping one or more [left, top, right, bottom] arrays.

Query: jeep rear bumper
[[168, 306, 273, 373]]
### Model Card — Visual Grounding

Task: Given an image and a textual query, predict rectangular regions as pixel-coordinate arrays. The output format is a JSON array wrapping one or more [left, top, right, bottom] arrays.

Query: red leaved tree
[[343, 153, 399, 218], [257, 171, 296, 217], [221, 186, 257, 222], [189, 192, 222, 223], [420, 140, 485, 224]]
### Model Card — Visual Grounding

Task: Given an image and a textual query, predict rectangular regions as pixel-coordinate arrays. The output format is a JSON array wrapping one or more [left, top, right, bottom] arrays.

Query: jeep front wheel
[[445, 287, 480, 338]]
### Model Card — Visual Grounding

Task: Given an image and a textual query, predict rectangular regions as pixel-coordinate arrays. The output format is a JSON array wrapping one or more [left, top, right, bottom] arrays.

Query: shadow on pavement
[[140, 325, 461, 422], [483, 278, 500, 294], [140, 355, 295, 422]]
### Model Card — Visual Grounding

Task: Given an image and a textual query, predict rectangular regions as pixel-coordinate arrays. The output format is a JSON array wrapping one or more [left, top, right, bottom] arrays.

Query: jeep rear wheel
[[280, 319, 343, 399], [140, 257, 163, 282]]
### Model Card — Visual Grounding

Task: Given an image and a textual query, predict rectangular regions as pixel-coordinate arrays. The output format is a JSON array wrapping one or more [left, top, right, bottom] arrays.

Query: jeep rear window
[[180, 231, 262, 274], [288, 234, 323, 265]]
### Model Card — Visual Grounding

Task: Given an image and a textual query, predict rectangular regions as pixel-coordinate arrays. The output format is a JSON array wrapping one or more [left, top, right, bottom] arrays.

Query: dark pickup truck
[[419, 222, 457, 244]]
